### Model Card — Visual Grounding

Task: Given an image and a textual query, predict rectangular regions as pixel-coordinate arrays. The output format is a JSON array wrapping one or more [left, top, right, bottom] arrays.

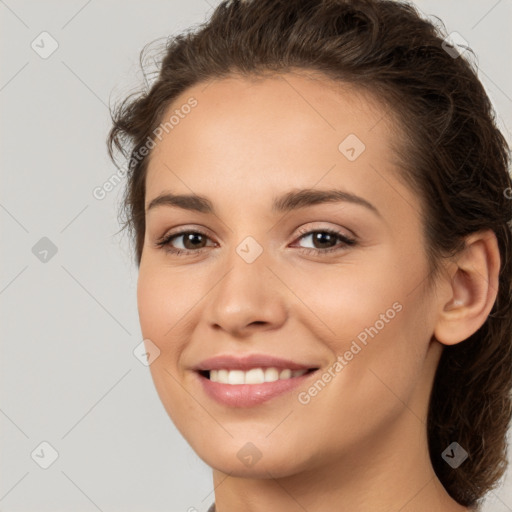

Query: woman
[[107, 0, 512, 510]]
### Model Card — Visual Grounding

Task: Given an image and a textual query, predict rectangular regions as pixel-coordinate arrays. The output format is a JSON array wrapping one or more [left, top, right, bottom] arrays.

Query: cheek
[[136, 266, 202, 432], [136, 266, 191, 390], [284, 250, 414, 347], [136, 264, 197, 340], [289, 249, 432, 411]]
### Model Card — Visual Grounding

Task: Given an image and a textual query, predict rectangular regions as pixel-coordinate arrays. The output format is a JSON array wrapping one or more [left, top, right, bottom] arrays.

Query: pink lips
[[194, 353, 315, 372], [193, 353, 319, 408]]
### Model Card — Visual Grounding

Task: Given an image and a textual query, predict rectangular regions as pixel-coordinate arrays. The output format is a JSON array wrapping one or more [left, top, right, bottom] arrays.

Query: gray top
[[207, 503, 215, 512]]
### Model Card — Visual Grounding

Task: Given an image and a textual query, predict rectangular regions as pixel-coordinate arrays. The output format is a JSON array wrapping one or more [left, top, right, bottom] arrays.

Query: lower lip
[[196, 370, 317, 407]]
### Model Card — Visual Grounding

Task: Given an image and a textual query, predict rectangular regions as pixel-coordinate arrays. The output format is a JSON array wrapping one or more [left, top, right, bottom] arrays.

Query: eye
[[155, 229, 215, 256], [292, 227, 356, 255]]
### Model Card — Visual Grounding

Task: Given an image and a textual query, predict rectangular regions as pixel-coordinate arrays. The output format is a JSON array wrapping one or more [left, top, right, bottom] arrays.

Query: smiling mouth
[[198, 367, 319, 385]]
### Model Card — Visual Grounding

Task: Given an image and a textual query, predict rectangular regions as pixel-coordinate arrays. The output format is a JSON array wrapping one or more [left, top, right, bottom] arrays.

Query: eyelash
[[155, 227, 356, 257]]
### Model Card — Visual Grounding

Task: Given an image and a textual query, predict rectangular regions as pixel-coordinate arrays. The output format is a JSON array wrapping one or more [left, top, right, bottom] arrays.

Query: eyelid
[[294, 223, 356, 241], [290, 225, 356, 252], [155, 226, 215, 247]]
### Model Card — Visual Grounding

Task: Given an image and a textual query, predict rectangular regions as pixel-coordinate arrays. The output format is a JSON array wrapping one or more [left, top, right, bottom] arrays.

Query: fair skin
[[137, 71, 499, 512]]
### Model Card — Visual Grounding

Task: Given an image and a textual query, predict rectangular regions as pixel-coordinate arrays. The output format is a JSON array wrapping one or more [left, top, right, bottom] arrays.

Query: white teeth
[[245, 368, 265, 384], [208, 367, 310, 384], [265, 367, 279, 382], [280, 369, 292, 379], [228, 370, 245, 385]]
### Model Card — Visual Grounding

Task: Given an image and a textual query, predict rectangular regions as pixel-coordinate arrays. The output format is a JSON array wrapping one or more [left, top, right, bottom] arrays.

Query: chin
[[192, 438, 312, 479]]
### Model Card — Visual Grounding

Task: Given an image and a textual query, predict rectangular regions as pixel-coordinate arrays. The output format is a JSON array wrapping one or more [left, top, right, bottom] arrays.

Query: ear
[[434, 229, 501, 346]]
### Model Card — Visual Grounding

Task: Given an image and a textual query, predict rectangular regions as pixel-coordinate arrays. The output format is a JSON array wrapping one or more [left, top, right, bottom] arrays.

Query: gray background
[[1, 1, 511, 511]]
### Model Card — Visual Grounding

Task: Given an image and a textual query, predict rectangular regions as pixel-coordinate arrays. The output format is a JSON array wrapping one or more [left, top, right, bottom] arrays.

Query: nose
[[204, 246, 288, 338]]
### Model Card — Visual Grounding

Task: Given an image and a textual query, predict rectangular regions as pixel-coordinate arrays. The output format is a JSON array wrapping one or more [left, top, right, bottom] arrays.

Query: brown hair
[[107, 0, 512, 507]]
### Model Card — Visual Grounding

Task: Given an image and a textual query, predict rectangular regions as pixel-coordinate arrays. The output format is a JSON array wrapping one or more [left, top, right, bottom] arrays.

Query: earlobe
[[434, 230, 500, 346]]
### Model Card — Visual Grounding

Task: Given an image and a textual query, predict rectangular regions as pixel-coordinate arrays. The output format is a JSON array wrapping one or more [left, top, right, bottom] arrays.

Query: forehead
[[144, 71, 412, 216]]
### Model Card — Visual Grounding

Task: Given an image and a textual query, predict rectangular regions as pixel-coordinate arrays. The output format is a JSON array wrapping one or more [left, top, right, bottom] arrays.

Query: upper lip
[[193, 353, 319, 372]]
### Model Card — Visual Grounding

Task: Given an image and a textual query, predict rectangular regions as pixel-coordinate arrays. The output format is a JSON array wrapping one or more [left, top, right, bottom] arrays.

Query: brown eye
[[155, 229, 215, 255], [309, 231, 338, 249], [294, 228, 356, 255], [180, 232, 208, 250]]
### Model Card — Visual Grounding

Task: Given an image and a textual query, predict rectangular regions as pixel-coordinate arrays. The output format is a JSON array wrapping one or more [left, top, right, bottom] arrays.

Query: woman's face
[[137, 72, 444, 477]]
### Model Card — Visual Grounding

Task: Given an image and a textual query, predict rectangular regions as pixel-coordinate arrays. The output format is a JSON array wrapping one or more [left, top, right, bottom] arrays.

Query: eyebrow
[[146, 188, 381, 217]]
